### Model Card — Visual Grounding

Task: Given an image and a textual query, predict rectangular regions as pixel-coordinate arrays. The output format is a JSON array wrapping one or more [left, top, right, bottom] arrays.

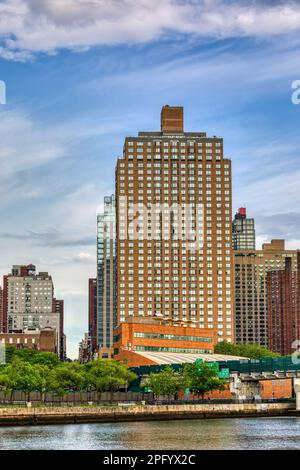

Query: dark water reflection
[[0, 417, 299, 450]]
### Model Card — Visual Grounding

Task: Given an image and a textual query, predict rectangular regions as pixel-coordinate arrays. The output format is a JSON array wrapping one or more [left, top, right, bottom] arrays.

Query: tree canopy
[[0, 348, 137, 403], [145, 366, 183, 400], [182, 362, 225, 399], [143, 362, 226, 400], [214, 341, 280, 359], [84, 360, 137, 400], [4, 346, 59, 367]]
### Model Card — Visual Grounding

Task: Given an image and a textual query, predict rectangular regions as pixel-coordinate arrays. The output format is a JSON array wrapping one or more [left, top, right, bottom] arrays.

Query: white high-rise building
[[3, 265, 60, 355]]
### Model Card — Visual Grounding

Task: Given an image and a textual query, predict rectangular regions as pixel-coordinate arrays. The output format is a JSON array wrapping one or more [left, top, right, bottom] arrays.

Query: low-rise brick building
[[0, 328, 57, 354], [113, 319, 216, 366]]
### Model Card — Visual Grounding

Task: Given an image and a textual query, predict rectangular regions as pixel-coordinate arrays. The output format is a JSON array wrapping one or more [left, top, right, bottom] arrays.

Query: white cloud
[[1, 0, 300, 60], [0, 109, 65, 178], [0, 108, 120, 207], [234, 167, 300, 252], [0, 107, 116, 358], [72, 251, 96, 263], [237, 169, 300, 215]]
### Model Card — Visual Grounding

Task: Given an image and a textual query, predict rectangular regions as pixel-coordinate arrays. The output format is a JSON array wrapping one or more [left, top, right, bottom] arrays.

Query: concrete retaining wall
[[0, 403, 295, 426]]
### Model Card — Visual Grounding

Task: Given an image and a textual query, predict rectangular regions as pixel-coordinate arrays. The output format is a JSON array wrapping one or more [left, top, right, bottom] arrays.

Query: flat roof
[[131, 351, 247, 365]]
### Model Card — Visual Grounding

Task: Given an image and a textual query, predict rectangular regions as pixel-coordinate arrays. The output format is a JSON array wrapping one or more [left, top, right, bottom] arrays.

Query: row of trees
[[0, 349, 137, 403], [0, 349, 226, 403], [0, 342, 281, 404], [144, 362, 226, 400], [214, 341, 280, 359], [143, 343, 282, 401]]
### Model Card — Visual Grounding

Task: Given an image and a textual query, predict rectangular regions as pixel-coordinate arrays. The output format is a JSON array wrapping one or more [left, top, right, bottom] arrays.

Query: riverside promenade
[[0, 402, 295, 426]]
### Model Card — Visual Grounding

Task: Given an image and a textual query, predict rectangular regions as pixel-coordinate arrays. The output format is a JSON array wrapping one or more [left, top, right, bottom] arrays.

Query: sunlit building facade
[[115, 105, 234, 353]]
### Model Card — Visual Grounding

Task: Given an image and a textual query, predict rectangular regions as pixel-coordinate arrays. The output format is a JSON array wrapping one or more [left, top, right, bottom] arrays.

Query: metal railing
[[145, 398, 295, 406], [130, 356, 300, 379]]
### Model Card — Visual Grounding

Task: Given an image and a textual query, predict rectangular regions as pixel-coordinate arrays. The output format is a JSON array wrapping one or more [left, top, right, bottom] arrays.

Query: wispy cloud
[[1, 0, 300, 60], [234, 169, 300, 251], [71, 251, 96, 264], [0, 229, 95, 247], [0, 110, 65, 178], [256, 212, 300, 240]]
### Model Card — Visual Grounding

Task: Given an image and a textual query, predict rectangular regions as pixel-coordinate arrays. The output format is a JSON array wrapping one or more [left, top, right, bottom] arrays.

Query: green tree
[[53, 362, 85, 400], [0, 365, 16, 402], [2, 346, 16, 364], [182, 362, 226, 399], [84, 360, 137, 402], [4, 347, 59, 366], [35, 365, 58, 403], [5, 358, 41, 401], [144, 366, 183, 401], [214, 341, 280, 359], [4, 346, 36, 364], [31, 352, 60, 368]]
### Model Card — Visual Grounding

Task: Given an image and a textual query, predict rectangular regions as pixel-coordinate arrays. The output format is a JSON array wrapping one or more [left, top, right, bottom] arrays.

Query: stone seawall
[[0, 403, 294, 426]]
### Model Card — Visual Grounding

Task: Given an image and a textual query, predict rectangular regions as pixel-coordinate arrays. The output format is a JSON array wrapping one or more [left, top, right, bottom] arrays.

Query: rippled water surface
[[0, 417, 299, 450]]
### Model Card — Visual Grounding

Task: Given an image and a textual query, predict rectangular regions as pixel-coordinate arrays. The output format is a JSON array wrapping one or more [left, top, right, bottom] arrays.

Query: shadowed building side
[[234, 240, 299, 346], [0, 287, 3, 333], [267, 253, 300, 355], [88, 278, 97, 357]]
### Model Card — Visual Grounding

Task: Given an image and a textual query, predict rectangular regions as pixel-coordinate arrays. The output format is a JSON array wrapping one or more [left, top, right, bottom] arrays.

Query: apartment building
[[97, 195, 117, 359], [114, 105, 234, 356], [2, 264, 62, 356], [232, 207, 255, 250], [267, 254, 300, 355], [234, 239, 298, 346]]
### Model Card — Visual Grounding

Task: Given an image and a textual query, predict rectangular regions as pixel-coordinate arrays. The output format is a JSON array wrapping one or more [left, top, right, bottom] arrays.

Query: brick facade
[[115, 106, 234, 343], [0, 329, 57, 353], [234, 240, 299, 346], [267, 253, 300, 355], [113, 321, 216, 364]]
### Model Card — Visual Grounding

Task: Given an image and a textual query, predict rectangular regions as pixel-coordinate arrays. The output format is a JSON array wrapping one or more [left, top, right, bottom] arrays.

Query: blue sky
[[0, 0, 300, 358]]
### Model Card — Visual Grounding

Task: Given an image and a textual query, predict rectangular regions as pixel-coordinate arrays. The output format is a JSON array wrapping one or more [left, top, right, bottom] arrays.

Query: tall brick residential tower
[[114, 106, 234, 360], [234, 239, 299, 346], [267, 253, 300, 355]]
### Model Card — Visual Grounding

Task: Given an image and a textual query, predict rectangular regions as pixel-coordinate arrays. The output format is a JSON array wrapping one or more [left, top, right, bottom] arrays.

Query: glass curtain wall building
[[232, 207, 255, 250], [97, 195, 117, 359]]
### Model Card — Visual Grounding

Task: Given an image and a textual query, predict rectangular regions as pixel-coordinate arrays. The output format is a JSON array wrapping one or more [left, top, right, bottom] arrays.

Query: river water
[[0, 417, 300, 450]]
